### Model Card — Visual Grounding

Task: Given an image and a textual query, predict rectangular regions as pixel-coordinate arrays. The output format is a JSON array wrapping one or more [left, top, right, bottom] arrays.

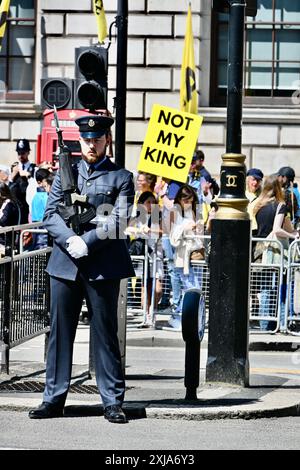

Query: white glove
[[66, 236, 88, 259]]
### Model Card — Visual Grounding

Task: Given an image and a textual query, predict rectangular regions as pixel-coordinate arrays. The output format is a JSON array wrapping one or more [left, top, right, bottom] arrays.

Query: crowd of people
[[0, 138, 55, 253], [1, 137, 300, 331], [125, 150, 220, 328], [246, 166, 300, 332], [128, 160, 300, 331], [1, 128, 300, 424]]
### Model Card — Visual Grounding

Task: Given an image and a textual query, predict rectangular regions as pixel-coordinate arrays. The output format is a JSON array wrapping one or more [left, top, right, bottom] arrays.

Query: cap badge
[[88, 119, 95, 128]]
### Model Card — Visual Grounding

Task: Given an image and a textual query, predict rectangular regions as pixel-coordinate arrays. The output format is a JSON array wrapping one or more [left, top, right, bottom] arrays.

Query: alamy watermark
[[94, 200, 204, 240]]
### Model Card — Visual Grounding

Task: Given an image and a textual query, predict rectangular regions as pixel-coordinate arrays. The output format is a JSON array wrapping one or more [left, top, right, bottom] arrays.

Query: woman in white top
[[126, 191, 163, 326], [253, 175, 299, 331], [169, 185, 204, 329]]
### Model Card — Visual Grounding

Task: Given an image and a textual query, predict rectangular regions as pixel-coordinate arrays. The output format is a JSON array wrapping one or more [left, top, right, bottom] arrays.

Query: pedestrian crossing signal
[[41, 78, 74, 109]]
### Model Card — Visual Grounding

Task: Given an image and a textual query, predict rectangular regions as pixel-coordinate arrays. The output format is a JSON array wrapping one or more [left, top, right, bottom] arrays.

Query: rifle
[[53, 105, 96, 235]]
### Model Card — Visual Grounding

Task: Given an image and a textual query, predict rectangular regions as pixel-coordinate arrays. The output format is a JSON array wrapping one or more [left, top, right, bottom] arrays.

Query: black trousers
[[43, 274, 124, 408]]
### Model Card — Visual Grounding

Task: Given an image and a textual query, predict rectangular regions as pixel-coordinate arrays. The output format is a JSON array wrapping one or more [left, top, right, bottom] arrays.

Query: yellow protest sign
[[138, 104, 203, 183]]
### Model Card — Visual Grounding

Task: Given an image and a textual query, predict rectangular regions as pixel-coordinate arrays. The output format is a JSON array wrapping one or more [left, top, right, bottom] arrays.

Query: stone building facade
[[0, 0, 299, 179]]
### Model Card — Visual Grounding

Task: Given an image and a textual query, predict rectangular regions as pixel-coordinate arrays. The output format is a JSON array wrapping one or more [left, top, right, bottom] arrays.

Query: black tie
[[88, 165, 94, 176], [22, 164, 25, 170]]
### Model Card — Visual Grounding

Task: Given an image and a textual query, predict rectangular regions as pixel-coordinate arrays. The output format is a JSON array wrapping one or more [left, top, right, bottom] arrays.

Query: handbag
[[261, 235, 289, 266], [188, 233, 204, 261], [190, 247, 205, 261], [261, 234, 282, 265]]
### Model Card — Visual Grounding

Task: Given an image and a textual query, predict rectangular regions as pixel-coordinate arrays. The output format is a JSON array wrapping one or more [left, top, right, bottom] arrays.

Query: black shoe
[[158, 302, 170, 311], [104, 405, 127, 424], [289, 321, 300, 332], [28, 402, 64, 419]]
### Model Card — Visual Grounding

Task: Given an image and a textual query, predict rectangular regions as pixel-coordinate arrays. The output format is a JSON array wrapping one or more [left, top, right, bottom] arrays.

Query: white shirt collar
[[18, 161, 31, 171]]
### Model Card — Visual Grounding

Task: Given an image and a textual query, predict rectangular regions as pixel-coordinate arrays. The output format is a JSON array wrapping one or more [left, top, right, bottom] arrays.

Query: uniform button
[[87, 182, 92, 186], [107, 191, 111, 195]]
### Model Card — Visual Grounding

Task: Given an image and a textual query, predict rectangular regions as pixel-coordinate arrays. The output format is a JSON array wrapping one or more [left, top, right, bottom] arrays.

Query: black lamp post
[[114, 0, 128, 168], [206, 0, 254, 386]]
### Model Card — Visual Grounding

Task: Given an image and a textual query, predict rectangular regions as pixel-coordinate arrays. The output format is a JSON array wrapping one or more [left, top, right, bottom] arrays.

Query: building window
[[0, 0, 36, 102], [211, 0, 300, 106]]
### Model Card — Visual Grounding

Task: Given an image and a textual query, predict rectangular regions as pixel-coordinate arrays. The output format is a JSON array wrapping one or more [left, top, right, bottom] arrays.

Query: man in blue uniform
[[9, 138, 36, 223], [29, 115, 135, 423]]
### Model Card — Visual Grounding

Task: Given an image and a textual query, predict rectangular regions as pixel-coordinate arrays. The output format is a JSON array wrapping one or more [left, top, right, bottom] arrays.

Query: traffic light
[[74, 45, 108, 111], [212, 0, 257, 16], [41, 78, 74, 109]]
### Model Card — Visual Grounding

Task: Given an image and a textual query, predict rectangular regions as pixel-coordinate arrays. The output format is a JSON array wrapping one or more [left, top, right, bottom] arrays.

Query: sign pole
[[115, 0, 128, 168]]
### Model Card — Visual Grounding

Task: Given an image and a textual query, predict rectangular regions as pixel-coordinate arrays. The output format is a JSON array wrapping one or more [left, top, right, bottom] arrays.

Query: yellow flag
[[93, 0, 107, 43], [0, 0, 10, 51], [180, 4, 198, 114]]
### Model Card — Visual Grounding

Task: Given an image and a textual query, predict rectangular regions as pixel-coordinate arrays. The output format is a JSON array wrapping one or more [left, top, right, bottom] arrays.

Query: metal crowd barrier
[[0, 222, 295, 374], [285, 239, 300, 336], [125, 234, 213, 328], [127, 242, 150, 327], [127, 235, 286, 334], [0, 223, 51, 374], [250, 237, 285, 334], [150, 235, 211, 327]]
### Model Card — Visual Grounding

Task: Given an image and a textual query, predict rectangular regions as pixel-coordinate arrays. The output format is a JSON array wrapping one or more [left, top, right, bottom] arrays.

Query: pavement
[[0, 315, 300, 421]]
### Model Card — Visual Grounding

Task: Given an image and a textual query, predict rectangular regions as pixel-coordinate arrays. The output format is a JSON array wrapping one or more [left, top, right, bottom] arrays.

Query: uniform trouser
[[43, 274, 124, 408]]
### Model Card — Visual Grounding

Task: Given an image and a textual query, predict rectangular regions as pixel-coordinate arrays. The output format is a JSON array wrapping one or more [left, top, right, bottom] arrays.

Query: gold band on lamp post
[[215, 152, 249, 221]]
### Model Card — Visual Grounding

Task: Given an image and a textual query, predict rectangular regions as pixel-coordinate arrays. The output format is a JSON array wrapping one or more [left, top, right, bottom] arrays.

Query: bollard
[[181, 289, 206, 400]]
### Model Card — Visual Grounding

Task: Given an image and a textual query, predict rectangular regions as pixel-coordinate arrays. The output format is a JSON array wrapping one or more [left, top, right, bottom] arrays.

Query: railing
[[285, 240, 300, 336], [0, 223, 51, 374], [250, 237, 285, 334], [127, 235, 288, 334], [1, 224, 298, 373], [127, 242, 150, 327]]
